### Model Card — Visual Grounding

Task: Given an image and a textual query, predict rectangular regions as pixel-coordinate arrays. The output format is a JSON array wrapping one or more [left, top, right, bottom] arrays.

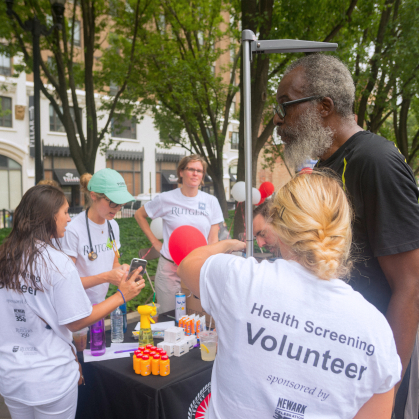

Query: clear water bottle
[[111, 306, 124, 343]]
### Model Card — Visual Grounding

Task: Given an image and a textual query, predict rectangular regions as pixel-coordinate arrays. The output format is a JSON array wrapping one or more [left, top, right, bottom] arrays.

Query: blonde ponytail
[[270, 171, 352, 280], [80, 173, 93, 207]]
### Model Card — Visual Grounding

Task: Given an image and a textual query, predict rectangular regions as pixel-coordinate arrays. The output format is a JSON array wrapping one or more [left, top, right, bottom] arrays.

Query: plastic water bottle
[[111, 306, 124, 343]]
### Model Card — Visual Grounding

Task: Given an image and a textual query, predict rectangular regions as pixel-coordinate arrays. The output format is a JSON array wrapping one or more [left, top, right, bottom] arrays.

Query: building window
[[109, 81, 118, 96], [231, 132, 239, 150], [106, 159, 142, 196], [0, 52, 11, 76], [0, 97, 12, 128], [156, 161, 177, 193], [49, 104, 82, 134], [111, 116, 137, 139], [0, 155, 22, 210], [73, 21, 81, 46]]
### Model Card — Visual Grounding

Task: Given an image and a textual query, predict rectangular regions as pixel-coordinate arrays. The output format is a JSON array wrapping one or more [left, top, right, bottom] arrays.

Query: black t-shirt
[[317, 131, 419, 314]]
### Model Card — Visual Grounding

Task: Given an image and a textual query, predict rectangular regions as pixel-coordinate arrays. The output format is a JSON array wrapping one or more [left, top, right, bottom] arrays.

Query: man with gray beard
[[273, 54, 419, 419]]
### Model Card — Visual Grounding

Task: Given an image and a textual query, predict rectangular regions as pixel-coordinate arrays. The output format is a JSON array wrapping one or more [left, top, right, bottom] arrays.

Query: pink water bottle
[[90, 317, 106, 356]]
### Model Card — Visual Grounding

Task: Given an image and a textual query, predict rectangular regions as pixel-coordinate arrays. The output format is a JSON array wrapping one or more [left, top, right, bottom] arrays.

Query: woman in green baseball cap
[[60, 168, 135, 305]]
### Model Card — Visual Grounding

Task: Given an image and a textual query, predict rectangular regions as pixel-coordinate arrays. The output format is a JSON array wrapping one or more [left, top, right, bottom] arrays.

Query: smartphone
[[127, 258, 147, 281]]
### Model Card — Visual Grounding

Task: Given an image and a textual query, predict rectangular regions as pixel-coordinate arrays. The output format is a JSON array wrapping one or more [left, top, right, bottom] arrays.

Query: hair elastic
[[279, 206, 286, 220], [117, 289, 126, 304]]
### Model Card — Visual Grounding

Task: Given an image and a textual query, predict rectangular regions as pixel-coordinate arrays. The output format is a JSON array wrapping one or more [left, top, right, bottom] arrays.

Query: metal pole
[[33, 18, 44, 184], [242, 30, 255, 258]]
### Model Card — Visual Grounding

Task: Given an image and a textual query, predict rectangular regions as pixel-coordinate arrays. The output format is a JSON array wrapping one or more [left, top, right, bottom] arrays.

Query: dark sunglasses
[[274, 96, 321, 119], [104, 198, 126, 209]]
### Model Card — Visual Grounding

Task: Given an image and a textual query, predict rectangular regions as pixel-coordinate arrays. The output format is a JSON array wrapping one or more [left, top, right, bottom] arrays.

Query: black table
[[76, 311, 213, 419]]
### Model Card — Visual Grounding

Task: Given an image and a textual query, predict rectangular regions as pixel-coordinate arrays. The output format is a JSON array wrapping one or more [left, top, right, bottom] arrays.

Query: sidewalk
[[0, 311, 141, 419]]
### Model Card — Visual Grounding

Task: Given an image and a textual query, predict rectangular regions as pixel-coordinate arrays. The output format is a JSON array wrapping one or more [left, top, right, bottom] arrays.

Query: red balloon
[[169, 226, 207, 265], [256, 197, 265, 206], [300, 167, 313, 174], [259, 182, 275, 198]]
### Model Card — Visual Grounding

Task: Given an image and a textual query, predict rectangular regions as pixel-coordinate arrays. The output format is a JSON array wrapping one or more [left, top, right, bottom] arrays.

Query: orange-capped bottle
[[133, 353, 142, 374], [151, 354, 160, 375], [140, 355, 151, 376], [160, 355, 170, 376]]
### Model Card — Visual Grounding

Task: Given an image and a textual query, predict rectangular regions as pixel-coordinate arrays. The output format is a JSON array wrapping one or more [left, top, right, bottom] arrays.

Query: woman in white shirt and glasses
[[61, 168, 134, 305], [0, 185, 144, 419], [178, 172, 401, 419], [135, 154, 224, 312]]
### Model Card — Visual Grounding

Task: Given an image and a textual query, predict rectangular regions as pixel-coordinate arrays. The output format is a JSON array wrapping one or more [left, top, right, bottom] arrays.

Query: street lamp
[[5, 0, 66, 184], [241, 30, 338, 257]]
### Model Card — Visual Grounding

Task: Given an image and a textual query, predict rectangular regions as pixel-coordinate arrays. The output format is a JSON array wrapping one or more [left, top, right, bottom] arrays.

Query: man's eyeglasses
[[105, 198, 126, 209], [273, 96, 321, 119], [184, 167, 204, 174]]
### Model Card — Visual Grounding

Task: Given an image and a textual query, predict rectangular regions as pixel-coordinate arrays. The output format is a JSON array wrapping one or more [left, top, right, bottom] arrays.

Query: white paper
[[134, 320, 175, 331], [83, 349, 131, 363]]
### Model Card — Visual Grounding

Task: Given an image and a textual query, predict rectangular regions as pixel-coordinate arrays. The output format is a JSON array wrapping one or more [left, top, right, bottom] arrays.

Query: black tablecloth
[[76, 311, 213, 419]]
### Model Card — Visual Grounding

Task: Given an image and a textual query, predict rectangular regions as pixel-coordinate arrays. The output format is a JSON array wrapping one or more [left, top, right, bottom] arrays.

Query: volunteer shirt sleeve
[[200, 254, 244, 322], [210, 196, 224, 225], [375, 333, 402, 393], [144, 194, 165, 219], [52, 260, 92, 325], [59, 226, 79, 258], [360, 142, 419, 257]]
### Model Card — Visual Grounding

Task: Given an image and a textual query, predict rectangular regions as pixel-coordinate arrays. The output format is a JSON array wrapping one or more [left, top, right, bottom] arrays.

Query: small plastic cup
[[200, 331, 218, 361], [73, 327, 89, 352], [147, 303, 160, 322]]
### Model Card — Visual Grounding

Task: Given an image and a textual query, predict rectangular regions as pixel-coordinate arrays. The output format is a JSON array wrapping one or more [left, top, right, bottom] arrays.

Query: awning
[[161, 170, 179, 184], [53, 169, 80, 186]]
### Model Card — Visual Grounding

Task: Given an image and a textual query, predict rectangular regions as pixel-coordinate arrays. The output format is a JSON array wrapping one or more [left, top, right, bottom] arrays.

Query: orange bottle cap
[[153, 354, 160, 359], [142, 355, 150, 360], [160, 351, 167, 356], [135, 353, 142, 358], [150, 346, 157, 351], [161, 355, 168, 360], [146, 345, 153, 349], [138, 347, 145, 351]]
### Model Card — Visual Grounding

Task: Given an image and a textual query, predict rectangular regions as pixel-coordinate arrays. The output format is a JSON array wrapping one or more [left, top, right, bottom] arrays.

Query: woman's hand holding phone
[[118, 267, 145, 302]]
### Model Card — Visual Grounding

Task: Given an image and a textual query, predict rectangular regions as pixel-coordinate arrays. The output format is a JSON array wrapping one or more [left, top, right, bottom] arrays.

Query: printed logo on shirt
[[273, 397, 307, 419], [198, 202, 206, 210], [83, 242, 114, 257], [14, 309, 26, 322], [14, 346, 39, 356], [16, 327, 33, 338], [171, 207, 209, 217]]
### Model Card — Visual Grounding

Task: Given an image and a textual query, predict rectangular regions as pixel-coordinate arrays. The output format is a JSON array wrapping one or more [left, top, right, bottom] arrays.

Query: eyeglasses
[[184, 167, 204, 174], [273, 96, 321, 119], [104, 198, 126, 209]]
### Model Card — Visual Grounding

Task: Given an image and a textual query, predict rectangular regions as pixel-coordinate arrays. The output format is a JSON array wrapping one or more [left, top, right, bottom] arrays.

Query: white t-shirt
[[0, 245, 92, 405], [60, 211, 121, 304], [145, 189, 224, 261], [200, 255, 402, 419]]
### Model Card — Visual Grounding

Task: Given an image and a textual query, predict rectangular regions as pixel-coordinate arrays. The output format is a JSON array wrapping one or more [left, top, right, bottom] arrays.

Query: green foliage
[[0, 228, 11, 245]]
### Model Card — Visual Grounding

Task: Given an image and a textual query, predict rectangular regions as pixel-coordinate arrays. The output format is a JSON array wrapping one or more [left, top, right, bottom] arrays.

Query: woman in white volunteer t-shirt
[[0, 185, 144, 419], [135, 154, 224, 312], [61, 169, 134, 305], [178, 172, 401, 419]]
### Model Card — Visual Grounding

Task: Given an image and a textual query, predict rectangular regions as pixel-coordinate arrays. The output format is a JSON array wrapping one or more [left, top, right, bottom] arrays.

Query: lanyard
[[85, 208, 120, 261]]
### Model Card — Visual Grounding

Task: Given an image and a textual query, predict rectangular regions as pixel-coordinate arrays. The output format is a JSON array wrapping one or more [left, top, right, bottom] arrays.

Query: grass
[[0, 210, 239, 313]]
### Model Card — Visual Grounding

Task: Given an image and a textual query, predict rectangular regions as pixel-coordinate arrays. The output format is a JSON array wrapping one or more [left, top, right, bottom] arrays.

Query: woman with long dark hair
[[0, 185, 144, 419]]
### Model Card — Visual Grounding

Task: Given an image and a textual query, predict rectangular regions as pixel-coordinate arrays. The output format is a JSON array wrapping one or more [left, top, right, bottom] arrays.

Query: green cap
[[87, 168, 135, 204]]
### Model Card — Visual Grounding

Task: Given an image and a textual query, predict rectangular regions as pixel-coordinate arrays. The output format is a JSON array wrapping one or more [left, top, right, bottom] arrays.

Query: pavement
[[0, 311, 141, 418]]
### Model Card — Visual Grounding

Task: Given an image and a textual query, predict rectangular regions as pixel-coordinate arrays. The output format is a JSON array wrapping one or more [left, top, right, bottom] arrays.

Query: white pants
[[155, 256, 181, 313], [4, 384, 78, 419]]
